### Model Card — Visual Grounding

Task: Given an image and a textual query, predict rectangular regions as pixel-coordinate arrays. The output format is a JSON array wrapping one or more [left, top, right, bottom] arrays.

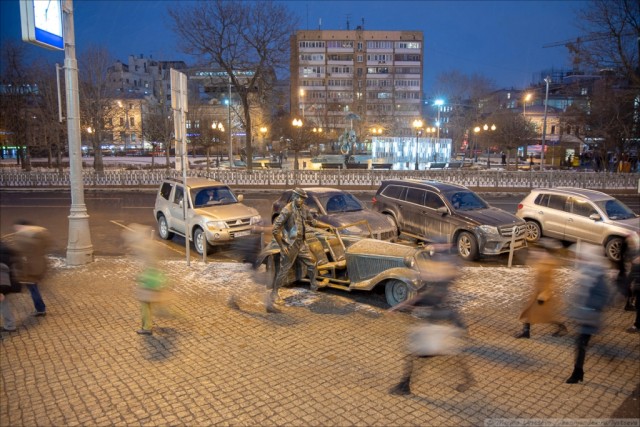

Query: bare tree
[[0, 40, 31, 168], [433, 71, 497, 157], [29, 58, 66, 170], [78, 45, 116, 172], [142, 101, 173, 169], [169, 0, 298, 171], [486, 110, 537, 170], [574, 0, 639, 87]]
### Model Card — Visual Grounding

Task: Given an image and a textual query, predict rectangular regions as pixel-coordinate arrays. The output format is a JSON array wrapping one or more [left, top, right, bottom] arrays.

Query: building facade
[[290, 28, 424, 143]]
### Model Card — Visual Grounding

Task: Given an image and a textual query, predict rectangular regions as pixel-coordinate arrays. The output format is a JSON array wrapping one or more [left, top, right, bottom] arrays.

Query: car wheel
[[457, 231, 479, 261], [384, 214, 400, 236], [524, 220, 541, 243], [193, 227, 210, 255], [605, 237, 624, 262], [157, 215, 174, 240], [385, 279, 416, 307]]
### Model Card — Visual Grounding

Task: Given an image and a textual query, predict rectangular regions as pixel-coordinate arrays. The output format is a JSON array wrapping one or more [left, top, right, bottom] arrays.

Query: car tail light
[[372, 196, 377, 204], [517, 203, 523, 210]]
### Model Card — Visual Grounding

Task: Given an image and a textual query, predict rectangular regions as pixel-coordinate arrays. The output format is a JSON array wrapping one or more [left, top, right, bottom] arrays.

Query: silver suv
[[372, 179, 526, 261], [515, 187, 639, 261], [153, 177, 261, 254]]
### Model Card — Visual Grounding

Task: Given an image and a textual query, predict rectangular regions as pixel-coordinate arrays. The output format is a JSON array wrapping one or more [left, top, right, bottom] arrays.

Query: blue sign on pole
[[20, 0, 65, 50]]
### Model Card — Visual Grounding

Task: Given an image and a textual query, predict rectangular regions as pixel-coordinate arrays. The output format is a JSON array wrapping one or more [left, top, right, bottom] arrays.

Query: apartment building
[[290, 28, 424, 142]]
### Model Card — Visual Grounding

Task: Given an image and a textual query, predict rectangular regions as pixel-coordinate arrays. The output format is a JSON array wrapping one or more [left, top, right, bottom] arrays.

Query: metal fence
[[0, 167, 638, 192]]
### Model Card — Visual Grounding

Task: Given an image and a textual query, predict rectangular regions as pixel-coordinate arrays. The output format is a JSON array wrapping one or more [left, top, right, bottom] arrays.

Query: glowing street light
[[473, 124, 497, 164], [523, 93, 532, 119]]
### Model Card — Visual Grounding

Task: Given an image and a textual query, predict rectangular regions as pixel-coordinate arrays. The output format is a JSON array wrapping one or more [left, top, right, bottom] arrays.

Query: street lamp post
[[540, 76, 551, 171], [312, 127, 322, 155], [473, 124, 496, 165], [412, 119, 423, 170], [434, 99, 444, 141], [212, 121, 224, 168], [292, 118, 303, 170]]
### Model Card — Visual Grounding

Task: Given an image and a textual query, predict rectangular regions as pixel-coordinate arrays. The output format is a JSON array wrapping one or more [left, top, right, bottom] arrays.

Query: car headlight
[[404, 255, 416, 268], [250, 215, 262, 225], [477, 225, 499, 236], [206, 220, 228, 230]]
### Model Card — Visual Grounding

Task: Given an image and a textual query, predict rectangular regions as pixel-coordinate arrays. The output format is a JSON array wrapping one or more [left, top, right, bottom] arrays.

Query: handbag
[[407, 323, 464, 356]]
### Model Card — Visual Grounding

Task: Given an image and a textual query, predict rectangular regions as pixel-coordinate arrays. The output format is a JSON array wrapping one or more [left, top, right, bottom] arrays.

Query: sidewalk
[[1, 256, 638, 426]]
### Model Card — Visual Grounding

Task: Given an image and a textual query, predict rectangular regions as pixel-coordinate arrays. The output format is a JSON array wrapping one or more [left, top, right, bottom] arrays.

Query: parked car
[[153, 177, 261, 254], [271, 187, 397, 241], [515, 187, 639, 261], [372, 179, 527, 261], [254, 221, 433, 306]]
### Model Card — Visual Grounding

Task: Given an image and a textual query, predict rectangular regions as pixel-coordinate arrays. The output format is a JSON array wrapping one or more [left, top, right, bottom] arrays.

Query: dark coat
[[12, 225, 52, 283], [0, 241, 22, 294], [570, 262, 610, 335], [272, 202, 317, 245]]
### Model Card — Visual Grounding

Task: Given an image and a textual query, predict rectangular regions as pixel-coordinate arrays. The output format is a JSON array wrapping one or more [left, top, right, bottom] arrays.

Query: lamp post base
[[414, 162, 419, 171], [66, 211, 94, 266]]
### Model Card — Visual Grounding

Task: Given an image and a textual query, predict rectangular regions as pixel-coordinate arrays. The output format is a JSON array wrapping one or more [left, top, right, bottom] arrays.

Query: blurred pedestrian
[[1, 241, 22, 332], [388, 244, 474, 396], [515, 239, 567, 339], [266, 188, 330, 313], [12, 220, 51, 317], [123, 223, 167, 335], [616, 231, 639, 311], [624, 237, 640, 333], [565, 243, 610, 384]]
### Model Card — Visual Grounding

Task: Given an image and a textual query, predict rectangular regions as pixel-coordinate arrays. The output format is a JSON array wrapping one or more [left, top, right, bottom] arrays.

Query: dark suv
[[372, 179, 526, 260]]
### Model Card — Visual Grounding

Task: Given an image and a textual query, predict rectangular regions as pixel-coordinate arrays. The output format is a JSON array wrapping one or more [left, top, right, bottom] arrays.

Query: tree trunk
[[92, 133, 104, 173]]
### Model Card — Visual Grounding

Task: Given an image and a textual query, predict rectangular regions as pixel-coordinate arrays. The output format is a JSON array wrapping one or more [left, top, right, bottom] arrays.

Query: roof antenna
[[318, 18, 322, 30], [346, 14, 351, 30], [362, 18, 364, 30]]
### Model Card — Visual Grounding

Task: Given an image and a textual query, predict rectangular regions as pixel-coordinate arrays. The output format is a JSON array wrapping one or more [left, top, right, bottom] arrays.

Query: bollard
[[507, 225, 517, 268]]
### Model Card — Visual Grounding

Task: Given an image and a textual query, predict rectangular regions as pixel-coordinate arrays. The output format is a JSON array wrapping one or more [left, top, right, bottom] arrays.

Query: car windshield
[[595, 198, 637, 220], [192, 186, 237, 207], [447, 191, 488, 211], [320, 193, 364, 213]]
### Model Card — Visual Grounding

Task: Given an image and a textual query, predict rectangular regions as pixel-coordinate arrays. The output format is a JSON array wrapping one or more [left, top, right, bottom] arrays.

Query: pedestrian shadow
[[139, 326, 179, 361], [463, 341, 541, 368], [225, 298, 302, 327]]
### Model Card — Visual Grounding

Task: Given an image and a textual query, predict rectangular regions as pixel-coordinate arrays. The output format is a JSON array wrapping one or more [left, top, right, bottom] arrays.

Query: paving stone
[[1, 257, 638, 425]]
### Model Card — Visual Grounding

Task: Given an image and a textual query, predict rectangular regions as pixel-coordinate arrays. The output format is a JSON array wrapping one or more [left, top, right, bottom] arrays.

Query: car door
[[422, 190, 456, 243], [168, 185, 187, 235], [540, 194, 570, 240], [402, 187, 426, 237], [564, 196, 607, 244]]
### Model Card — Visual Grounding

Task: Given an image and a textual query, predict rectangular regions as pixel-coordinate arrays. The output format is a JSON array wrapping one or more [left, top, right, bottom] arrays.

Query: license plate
[[235, 230, 251, 237]]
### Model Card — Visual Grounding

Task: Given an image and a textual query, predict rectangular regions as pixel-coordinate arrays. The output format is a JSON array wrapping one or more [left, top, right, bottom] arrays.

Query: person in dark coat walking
[[12, 220, 51, 316], [566, 243, 610, 384], [0, 241, 22, 332], [388, 245, 474, 396]]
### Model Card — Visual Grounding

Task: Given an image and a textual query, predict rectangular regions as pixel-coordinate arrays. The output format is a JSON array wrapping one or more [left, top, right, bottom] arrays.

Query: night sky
[[1, 0, 588, 93]]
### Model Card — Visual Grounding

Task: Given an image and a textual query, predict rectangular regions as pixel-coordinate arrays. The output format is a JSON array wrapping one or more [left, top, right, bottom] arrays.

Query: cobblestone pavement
[[1, 256, 638, 426]]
